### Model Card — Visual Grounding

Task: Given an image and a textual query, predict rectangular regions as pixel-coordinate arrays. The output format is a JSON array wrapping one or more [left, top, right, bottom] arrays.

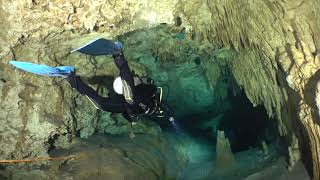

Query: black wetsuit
[[67, 52, 158, 121]]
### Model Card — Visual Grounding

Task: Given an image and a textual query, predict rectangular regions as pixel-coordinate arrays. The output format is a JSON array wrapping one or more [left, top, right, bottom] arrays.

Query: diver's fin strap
[[85, 95, 101, 110], [122, 79, 134, 104]]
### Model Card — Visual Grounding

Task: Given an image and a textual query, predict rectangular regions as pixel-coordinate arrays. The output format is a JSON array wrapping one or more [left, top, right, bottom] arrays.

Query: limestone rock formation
[[288, 134, 301, 171], [216, 130, 236, 168], [177, 0, 320, 179], [1, 134, 186, 180], [261, 140, 269, 155]]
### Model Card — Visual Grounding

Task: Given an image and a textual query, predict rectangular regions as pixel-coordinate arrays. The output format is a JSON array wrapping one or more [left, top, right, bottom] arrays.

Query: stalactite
[[180, 0, 320, 179]]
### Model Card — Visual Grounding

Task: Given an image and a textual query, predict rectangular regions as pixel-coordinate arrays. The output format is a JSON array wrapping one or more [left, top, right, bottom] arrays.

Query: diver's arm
[[112, 52, 135, 91], [112, 52, 136, 104], [66, 75, 126, 113]]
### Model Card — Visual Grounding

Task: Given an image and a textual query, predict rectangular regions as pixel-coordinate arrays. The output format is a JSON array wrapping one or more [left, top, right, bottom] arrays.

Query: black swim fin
[[71, 38, 123, 56]]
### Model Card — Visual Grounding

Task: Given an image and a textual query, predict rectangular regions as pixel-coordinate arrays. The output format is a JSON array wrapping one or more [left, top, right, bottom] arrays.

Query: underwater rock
[[1, 134, 185, 180], [0, 0, 179, 57], [216, 130, 236, 168], [0, 75, 74, 159], [288, 134, 301, 171], [97, 112, 161, 136], [261, 140, 269, 155], [74, 93, 99, 139]]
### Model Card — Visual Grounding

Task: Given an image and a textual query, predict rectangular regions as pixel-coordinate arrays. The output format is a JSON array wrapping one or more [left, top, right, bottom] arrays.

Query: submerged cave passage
[[159, 87, 287, 180], [218, 91, 278, 152], [171, 89, 279, 154]]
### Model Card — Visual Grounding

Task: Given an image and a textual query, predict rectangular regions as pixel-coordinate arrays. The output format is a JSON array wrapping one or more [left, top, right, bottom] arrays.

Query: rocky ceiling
[[1, 0, 320, 179]]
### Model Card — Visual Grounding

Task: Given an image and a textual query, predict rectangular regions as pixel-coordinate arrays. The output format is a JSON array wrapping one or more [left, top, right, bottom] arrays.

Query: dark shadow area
[[218, 91, 278, 152], [86, 75, 114, 89], [275, 54, 313, 177], [85, 75, 118, 96], [167, 108, 222, 142]]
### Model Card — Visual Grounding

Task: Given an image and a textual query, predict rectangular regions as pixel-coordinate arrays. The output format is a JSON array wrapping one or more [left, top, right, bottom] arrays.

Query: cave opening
[[218, 91, 278, 153], [150, 65, 284, 179], [165, 88, 279, 154]]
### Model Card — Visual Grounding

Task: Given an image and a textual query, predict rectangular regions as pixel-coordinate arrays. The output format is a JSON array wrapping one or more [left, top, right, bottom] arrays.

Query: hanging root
[[0, 155, 75, 164]]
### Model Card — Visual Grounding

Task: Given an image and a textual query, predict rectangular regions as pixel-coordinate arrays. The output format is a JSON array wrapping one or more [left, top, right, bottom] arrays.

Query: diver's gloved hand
[[112, 41, 125, 68]]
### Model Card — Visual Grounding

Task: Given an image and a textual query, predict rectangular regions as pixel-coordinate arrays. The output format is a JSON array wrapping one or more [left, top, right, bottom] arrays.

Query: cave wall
[[1, 0, 320, 179], [176, 0, 320, 179], [0, 0, 170, 160]]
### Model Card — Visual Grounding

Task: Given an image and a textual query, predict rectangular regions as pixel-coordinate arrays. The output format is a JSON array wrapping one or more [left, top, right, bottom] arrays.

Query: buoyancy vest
[[122, 72, 161, 115]]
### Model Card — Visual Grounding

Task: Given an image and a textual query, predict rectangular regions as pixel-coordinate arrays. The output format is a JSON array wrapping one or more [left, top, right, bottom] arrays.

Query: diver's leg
[[67, 75, 126, 113], [69, 75, 136, 138]]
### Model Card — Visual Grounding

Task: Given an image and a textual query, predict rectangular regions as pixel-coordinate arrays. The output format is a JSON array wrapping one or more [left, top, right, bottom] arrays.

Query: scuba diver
[[9, 38, 175, 138], [67, 39, 174, 122]]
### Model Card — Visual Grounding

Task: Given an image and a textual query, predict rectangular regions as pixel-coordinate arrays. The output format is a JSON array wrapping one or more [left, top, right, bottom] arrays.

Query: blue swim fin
[[10, 61, 75, 77], [70, 38, 123, 56]]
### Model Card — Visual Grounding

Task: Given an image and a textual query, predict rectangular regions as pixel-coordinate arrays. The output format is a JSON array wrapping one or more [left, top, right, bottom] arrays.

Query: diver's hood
[[113, 76, 123, 95]]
